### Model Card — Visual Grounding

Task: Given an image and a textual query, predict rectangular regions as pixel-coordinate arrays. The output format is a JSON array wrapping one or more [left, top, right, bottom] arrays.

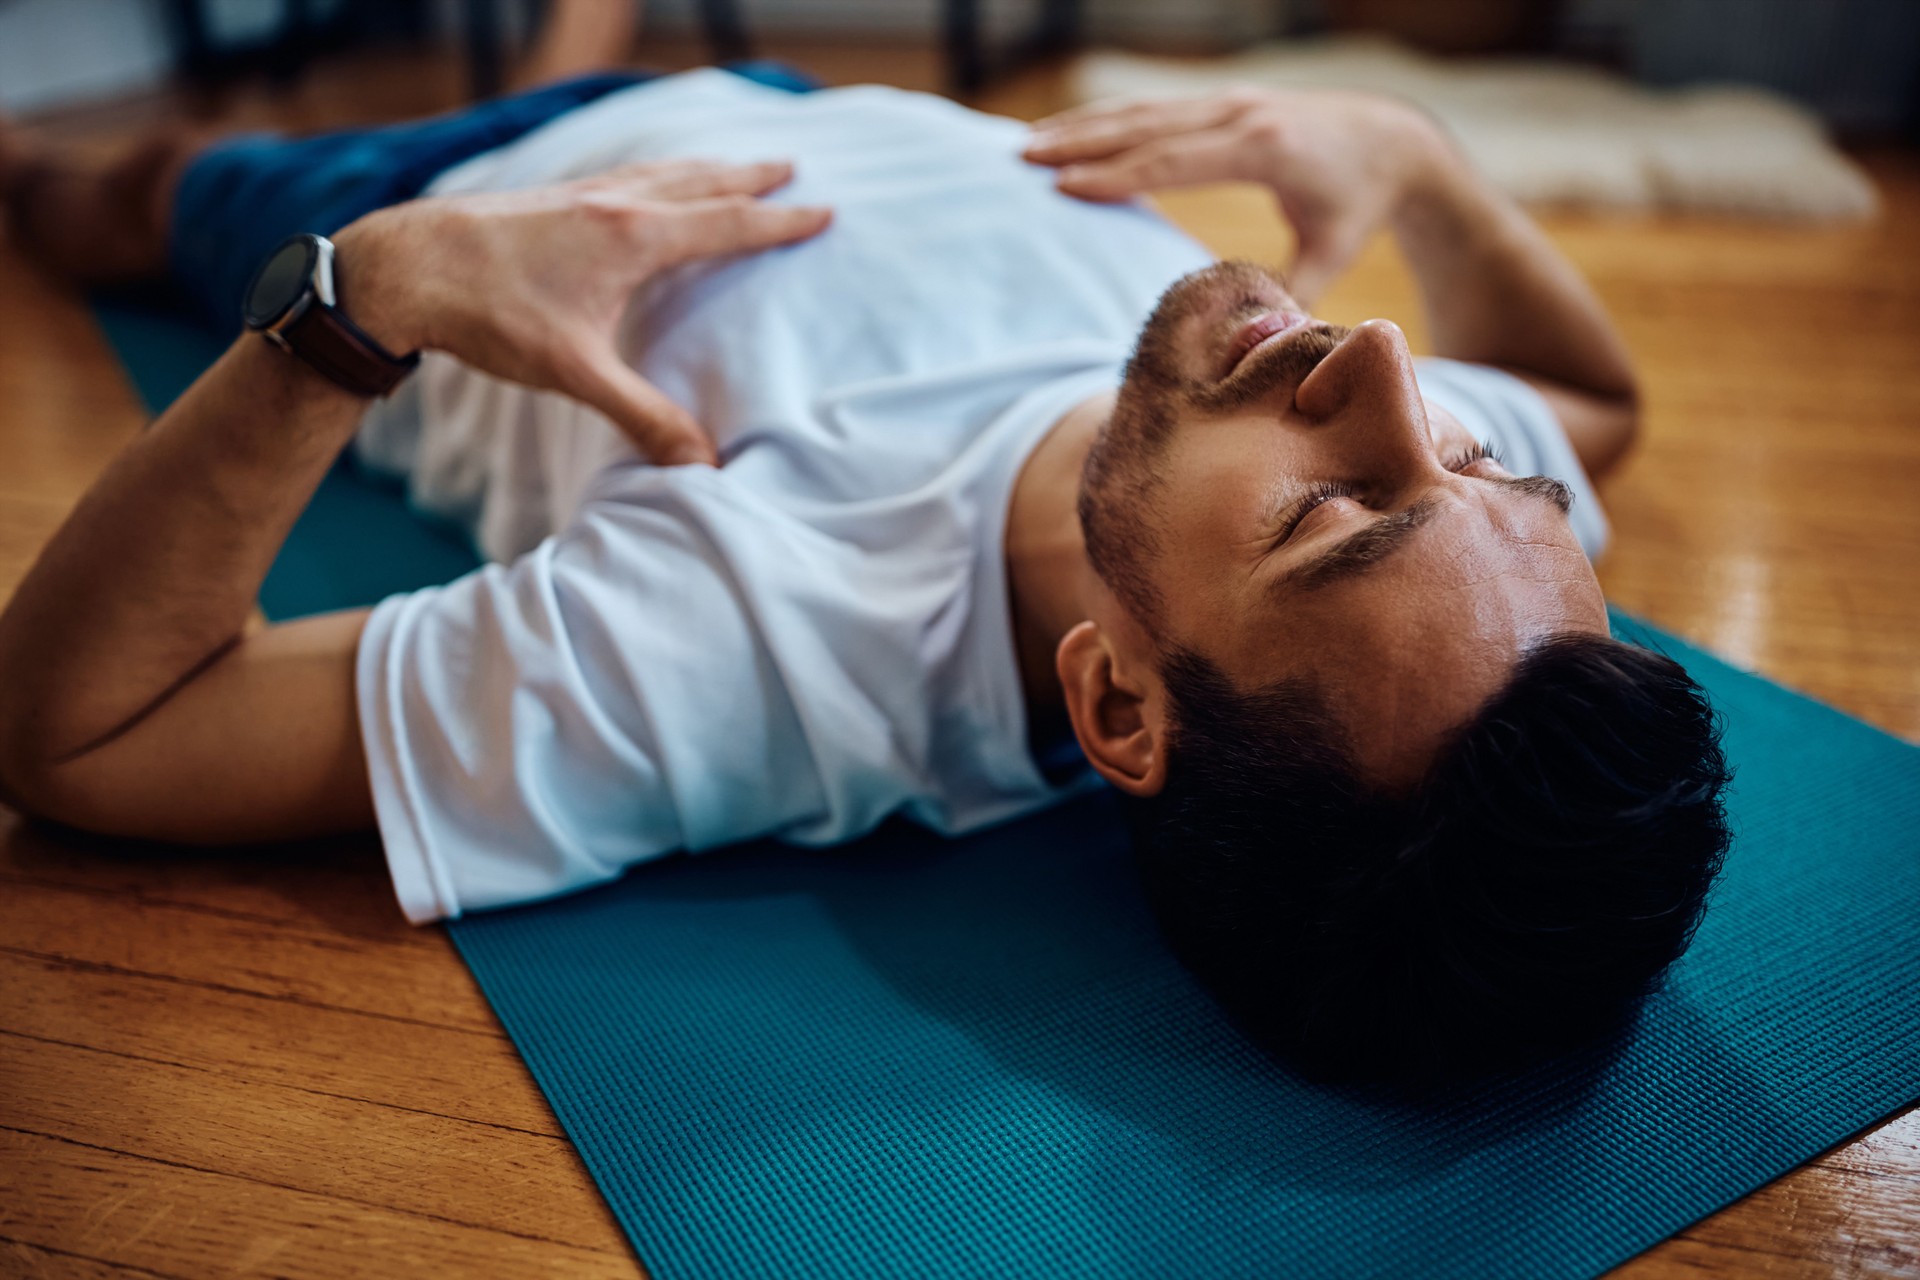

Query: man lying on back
[[0, 69, 1730, 1075]]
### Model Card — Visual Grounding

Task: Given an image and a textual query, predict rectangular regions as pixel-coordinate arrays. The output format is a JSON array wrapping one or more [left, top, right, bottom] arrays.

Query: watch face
[[243, 235, 318, 330]]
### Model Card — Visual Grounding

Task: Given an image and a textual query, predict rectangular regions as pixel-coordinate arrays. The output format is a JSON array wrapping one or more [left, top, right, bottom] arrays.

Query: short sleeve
[[354, 488, 829, 923], [1415, 358, 1611, 560]]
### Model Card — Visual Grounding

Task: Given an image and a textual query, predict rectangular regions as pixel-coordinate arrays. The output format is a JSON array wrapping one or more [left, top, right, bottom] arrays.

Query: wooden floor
[[3, 36, 1918, 1280]]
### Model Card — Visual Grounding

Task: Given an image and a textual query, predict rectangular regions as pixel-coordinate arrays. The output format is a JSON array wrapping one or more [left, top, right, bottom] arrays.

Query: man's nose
[[1293, 319, 1433, 480]]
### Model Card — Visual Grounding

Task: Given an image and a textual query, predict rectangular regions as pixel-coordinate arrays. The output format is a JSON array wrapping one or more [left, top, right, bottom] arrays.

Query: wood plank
[[0, 1127, 638, 1279], [0, 809, 437, 939], [0, 250, 147, 525], [0, 950, 560, 1136], [0, 867, 500, 1035], [0, 1032, 628, 1254], [1650, 1109, 1920, 1277], [0, 1237, 174, 1280]]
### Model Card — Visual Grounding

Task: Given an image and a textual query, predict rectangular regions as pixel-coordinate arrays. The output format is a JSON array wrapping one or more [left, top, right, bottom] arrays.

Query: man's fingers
[[570, 345, 718, 467], [593, 157, 711, 186], [1026, 101, 1115, 133], [592, 158, 797, 201], [647, 158, 798, 200], [1052, 127, 1250, 200], [654, 196, 833, 262], [1024, 97, 1240, 166], [1028, 95, 1178, 134]]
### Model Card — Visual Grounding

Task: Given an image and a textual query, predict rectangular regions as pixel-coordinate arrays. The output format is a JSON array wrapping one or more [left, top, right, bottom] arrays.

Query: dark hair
[[1129, 633, 1734, 1080]]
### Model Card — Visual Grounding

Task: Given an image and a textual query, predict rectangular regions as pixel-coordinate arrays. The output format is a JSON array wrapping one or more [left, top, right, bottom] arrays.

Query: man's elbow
[[0, 748, 87, 830], [0, 720, 117, 835], [0, 711, 43, 817], [1585, 385, 1642, 481], [1518, 370, 1642, 482]]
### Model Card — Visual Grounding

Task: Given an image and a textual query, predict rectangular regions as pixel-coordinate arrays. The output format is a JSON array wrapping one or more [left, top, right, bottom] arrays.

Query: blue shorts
[[170, 62, 817, 331]]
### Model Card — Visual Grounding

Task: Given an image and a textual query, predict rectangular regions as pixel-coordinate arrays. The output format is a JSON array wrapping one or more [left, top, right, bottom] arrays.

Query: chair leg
[[945, 0, 986, 96], [1033, 0, 1081, 57], [465, 0, 505, 100], [698, 0, 753, 64]]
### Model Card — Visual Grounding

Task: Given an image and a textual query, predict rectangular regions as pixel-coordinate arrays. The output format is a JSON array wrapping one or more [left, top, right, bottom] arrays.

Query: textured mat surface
[[98, 303, 1920, 1280]]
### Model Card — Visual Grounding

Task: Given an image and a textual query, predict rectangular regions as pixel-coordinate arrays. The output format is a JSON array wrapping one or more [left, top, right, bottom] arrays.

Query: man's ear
[[1056, 619, 1170, 798]]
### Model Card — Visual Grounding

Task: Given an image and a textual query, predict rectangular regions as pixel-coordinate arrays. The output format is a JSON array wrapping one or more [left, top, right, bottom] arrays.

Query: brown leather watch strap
[[279, 298, 420, 398]]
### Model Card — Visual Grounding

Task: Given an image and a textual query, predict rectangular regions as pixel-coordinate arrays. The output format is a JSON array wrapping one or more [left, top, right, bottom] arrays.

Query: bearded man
[[0, 68, 1729, 1074]]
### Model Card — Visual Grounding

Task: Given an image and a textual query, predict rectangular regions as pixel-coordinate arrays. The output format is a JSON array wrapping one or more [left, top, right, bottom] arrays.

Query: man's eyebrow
[[1273, 474, 1571, 595], [1486, 472, 1574, 513]]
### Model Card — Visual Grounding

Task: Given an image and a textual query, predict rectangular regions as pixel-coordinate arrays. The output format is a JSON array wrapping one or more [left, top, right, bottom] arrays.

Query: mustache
[[1190, 322, 1348, 414]]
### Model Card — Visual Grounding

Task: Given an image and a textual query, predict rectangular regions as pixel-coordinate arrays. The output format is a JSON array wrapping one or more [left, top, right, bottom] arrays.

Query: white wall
[[0, 0, 174, 112]]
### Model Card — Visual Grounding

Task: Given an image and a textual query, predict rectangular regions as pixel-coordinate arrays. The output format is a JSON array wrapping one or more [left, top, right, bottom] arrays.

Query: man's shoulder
[[1414, 357, 1612, 560]]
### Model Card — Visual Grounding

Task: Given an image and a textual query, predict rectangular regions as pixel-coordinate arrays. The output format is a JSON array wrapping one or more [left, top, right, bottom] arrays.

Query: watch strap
[[278, 297, 420, 398]]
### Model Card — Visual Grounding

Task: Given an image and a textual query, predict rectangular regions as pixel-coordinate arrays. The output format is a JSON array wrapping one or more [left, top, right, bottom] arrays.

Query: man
[[0, 69, 1730, 1076]]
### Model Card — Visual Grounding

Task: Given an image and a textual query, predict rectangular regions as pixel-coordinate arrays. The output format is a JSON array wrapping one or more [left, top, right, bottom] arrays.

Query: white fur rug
[[1072, 37, 1877, 220]]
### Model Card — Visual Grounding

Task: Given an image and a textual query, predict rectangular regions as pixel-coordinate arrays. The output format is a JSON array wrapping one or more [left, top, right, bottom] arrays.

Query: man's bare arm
[[0, 338, 376, 841], [1025, 89, 1640, 476], [1388, 139, 1639, 476], [0, 159, 830, 845]]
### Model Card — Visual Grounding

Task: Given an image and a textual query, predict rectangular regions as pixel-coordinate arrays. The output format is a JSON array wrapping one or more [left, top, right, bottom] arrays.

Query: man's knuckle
[[1244, 110, 1288, 149], [539, 337, 588, 381], [576, 190, 633, 223], [1141, 150, 1178, 180]]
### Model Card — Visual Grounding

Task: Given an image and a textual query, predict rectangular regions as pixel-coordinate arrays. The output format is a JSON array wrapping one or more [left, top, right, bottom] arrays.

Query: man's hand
[[0, 157, 832, 843], [1023, 89, 1447, 304], [338, 158, 832, 466], [1027, 87, 1639, 474]]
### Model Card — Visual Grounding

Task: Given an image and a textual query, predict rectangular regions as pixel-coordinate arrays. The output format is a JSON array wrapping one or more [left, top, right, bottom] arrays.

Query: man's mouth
[[1220, 310, 1312, 380]]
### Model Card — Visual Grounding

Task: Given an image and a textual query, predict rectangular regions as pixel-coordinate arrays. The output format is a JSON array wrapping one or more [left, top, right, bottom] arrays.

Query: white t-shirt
[[352, 69, 1608, 924]]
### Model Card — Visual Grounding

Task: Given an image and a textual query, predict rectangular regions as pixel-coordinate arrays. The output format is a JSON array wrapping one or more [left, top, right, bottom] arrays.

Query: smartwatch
[[242, 232, 420, 397]]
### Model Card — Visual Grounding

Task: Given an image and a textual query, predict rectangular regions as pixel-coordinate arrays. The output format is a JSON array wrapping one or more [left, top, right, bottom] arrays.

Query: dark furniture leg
[[946, 0, 1082, 97], [699, 0, 755, 63], [464, 0, 505, 100]]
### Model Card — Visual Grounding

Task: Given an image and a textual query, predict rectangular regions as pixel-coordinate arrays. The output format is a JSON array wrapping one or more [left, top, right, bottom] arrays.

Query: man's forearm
[[0, 161, 824, 837], [1390, 134, 1638, 404], [0, 337, 366, 784]]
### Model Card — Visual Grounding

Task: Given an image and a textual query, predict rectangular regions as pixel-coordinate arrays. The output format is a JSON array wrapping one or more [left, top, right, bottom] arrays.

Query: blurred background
[[3, 0, 1916, 135]]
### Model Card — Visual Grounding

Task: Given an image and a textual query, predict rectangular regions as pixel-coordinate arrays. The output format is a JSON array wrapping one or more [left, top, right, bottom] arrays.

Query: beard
[[1077, 261, 1348, 626]]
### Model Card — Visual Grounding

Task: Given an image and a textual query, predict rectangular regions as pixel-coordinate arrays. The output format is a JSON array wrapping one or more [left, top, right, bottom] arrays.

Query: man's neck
[[1004, 388, 1113, 738]]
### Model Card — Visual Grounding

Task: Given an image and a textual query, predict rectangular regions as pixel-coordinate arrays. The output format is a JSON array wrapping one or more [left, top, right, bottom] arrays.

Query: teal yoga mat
[[95, 298, 1920, 1280]]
